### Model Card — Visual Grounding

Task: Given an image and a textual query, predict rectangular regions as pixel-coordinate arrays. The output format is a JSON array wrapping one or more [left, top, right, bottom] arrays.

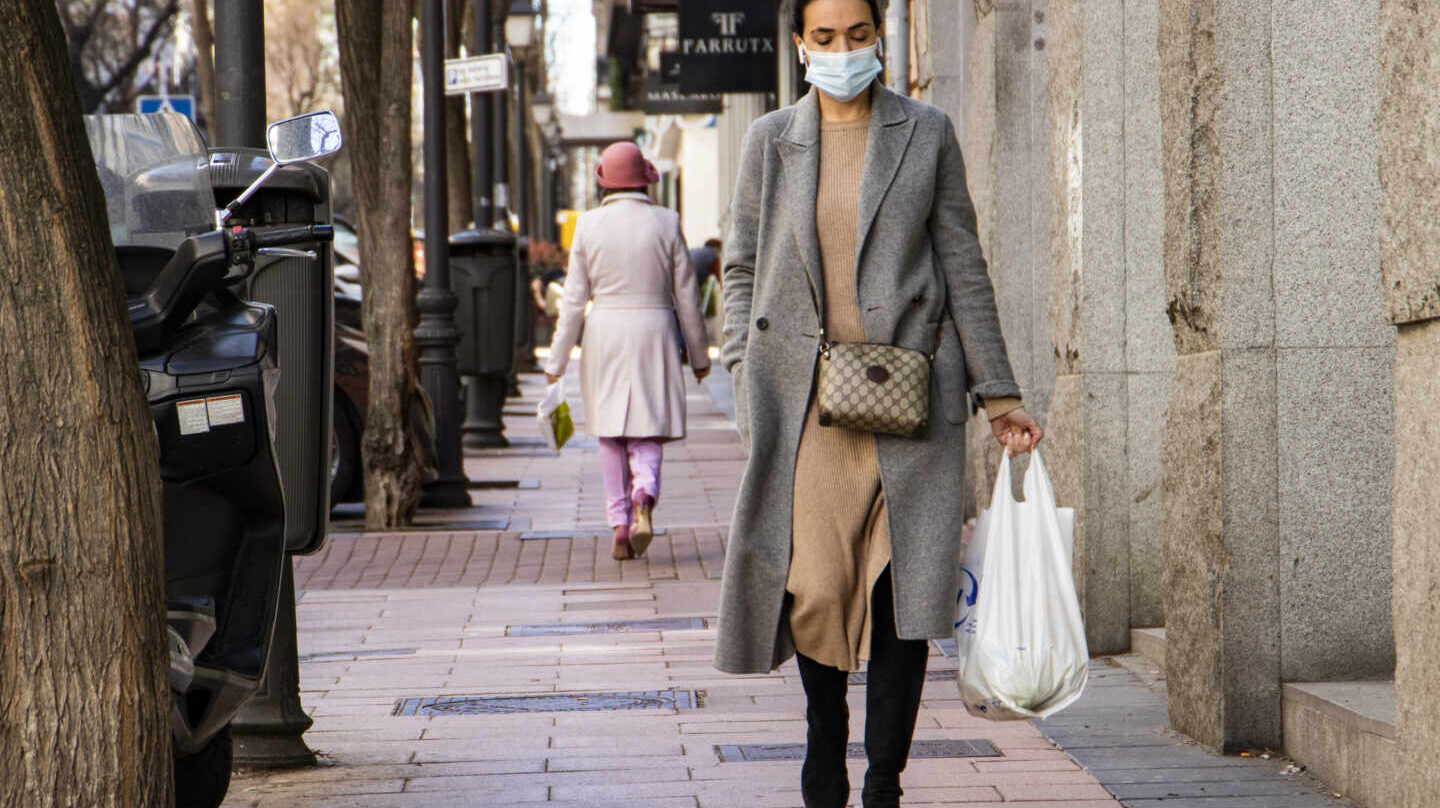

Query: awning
[[557, 112, 647, 147]]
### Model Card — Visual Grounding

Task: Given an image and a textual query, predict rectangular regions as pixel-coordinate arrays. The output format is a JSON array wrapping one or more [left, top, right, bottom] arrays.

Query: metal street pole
[[215, 0, 316, 770], [513, 60, 530, 239], [471, 2, 493, 227], [493, 10, 511, 229], [511, 59, 539, 380], [213, 0, 265, 147], [417, 0, 471, 508]]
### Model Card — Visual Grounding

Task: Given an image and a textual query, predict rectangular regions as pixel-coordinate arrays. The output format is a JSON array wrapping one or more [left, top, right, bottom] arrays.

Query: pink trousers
[[598, 437, 663, 528]]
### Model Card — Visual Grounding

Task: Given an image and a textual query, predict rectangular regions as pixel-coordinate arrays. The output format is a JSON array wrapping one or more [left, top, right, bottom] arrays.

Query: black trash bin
[[206, 148, 335, 557], [451, 229, 519, 448]]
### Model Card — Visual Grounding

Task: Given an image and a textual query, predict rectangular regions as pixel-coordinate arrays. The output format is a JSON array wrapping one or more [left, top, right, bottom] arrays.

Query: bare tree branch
[[96, 0, 179, 99]]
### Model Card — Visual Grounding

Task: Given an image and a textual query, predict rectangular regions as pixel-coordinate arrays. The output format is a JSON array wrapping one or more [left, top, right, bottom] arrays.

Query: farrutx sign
[[678, 0, 778, 95]]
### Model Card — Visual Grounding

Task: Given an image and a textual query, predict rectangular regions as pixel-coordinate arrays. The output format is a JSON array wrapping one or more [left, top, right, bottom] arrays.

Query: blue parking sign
[[137, 95, 196, 120]]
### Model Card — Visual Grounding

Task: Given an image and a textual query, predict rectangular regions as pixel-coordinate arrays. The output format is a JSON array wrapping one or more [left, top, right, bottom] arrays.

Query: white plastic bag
[[957, 449, 1088, 720], [536, 381, 573, 454]]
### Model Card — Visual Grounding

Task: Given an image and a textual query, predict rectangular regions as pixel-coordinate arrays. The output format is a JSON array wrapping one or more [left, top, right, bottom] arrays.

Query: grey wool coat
[[713, 86, 1021, 675]]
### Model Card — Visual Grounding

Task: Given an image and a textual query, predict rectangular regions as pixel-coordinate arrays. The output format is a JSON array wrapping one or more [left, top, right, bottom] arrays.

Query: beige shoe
[[611, 526, 634, 561], [630, 495, 655, 558]]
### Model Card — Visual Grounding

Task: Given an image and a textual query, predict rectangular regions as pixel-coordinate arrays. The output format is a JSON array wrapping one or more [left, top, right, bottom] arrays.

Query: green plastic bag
[[700, 275, 719, 319], [537, 381, 574, 454]]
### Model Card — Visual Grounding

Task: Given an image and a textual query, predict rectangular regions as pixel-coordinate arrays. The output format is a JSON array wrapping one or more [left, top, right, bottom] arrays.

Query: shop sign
[[677, 0, 778, 94], [642, 73, 724, 115]]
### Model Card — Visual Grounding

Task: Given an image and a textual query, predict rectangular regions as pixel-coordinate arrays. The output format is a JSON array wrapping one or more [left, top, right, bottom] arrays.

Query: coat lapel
[[776, 91, 826, 319], [854, 86, 917, 269]]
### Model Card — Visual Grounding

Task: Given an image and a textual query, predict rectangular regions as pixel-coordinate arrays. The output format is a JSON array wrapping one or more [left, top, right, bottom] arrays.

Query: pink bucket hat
[[596, 141, 660, 189]]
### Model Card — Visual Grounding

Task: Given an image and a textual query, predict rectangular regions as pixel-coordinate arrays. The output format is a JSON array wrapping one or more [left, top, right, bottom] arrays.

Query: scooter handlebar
[[250, 224, 334, 249]]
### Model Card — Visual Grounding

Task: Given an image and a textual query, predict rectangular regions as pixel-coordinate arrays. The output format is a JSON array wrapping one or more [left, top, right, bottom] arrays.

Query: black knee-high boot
[[796, 651, 851, 808], [862, 567, 929, 807]]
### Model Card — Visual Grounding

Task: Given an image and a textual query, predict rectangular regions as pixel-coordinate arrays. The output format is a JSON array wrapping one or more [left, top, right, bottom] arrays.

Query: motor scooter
[[84, 110, 342, 808]]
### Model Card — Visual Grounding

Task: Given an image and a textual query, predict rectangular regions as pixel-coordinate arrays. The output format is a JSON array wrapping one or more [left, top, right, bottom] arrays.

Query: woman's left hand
[[545, 372, 561, 385], [991, 408, 1043, 455]]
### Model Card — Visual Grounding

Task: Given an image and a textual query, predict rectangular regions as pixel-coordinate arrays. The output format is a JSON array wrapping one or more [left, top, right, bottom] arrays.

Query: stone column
[[1043, 0, 1136, 656], [1381, 2, 1440, 803], [955, 0, 1056, 520], [1160, 0, 1391, 752]]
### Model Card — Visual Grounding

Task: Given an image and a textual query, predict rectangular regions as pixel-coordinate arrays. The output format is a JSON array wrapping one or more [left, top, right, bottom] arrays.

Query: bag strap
[[808, 270, 946, 364]]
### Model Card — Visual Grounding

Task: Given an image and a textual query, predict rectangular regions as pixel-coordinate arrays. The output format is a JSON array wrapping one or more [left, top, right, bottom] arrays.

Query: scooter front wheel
[[174, 725, 233, 808]]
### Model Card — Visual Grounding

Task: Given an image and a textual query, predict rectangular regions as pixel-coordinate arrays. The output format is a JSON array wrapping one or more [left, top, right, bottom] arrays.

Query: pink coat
[[543, 194, 710, 439]]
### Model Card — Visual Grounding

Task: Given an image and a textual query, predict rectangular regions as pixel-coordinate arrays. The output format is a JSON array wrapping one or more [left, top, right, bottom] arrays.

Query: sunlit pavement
[[218, 366, 1129, 808]]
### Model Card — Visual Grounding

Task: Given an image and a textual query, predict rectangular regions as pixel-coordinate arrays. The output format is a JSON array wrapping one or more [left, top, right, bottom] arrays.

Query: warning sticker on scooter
[[176, 399, 210, 435], [206, 394, 245, 427]]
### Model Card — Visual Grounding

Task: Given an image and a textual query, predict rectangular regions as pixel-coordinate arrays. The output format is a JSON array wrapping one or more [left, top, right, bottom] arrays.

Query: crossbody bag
[[810, 282, 940, 439]]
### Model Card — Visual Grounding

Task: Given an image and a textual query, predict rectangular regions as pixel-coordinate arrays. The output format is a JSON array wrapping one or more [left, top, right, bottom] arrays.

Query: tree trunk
[[0, 1, 172, 806], [190, 0, 216, 136], [338, 0, 426, 529], [446, 0, 475, 229]]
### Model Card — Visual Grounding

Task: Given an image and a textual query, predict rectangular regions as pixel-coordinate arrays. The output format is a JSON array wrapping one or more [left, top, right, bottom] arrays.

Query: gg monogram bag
[[817, 338, 933, 437]]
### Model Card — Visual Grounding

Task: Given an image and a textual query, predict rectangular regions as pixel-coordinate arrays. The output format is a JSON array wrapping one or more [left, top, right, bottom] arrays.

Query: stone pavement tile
[[251, 787, 547, 807], [1085, 767, 1292, 784], [996, 783, 1116, 801], [228, 779, 406, 799], [1032, 659, 1355, 808], [973, 759, 1084, 773], [401, 765, 694, 793], [1109, 779, 1338, 800], [504, 795, 699, 800], [1122, 800, 1348, 808], [917, 803, 1124, 808]]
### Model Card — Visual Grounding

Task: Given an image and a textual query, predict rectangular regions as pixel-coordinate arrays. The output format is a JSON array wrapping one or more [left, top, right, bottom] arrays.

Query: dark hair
[[704, 238, 723, 251], [785, 0, 883, 37]]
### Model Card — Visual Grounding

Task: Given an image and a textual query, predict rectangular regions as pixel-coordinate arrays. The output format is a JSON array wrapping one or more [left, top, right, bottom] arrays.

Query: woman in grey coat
[[713, 1, 1042, 805]]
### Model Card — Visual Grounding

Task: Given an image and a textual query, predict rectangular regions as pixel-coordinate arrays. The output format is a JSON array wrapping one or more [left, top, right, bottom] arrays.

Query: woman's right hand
[[545, 372, 561, 385]]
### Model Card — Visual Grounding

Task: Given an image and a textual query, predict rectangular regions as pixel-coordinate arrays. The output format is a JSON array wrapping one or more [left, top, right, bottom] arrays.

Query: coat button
[[912, 293, 925, 304], [756, 317, 769, 331]]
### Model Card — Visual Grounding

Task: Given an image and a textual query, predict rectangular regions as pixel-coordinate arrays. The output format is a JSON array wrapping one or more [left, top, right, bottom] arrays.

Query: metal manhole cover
[[715, 739, 999, 762], [847, 669, 957, 684], [507, 618, 707, 636], [392, 689, 704, 716], [299, 648, 416, 663]]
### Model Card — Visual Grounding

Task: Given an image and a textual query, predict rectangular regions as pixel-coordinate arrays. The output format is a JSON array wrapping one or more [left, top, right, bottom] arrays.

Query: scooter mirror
[[219, 111, 344, 226], [266, 111, 343, 165]]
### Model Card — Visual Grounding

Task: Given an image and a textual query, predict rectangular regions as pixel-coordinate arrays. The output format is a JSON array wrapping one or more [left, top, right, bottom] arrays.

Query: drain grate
[[715, 738, 999, 763], [847, 669, 957, 685], [466, 479, 541, 490], [507, 617, 707, 636], [392, 689, 704, 716], [299, 648, 416, 663]]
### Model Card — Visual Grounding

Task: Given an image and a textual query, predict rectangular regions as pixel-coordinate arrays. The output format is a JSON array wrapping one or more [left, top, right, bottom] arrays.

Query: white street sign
[[444, 54, 509, 95]]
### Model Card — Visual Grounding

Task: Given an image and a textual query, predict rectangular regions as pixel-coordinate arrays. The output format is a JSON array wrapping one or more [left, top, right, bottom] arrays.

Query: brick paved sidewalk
[[222, 369, 1340, 808]]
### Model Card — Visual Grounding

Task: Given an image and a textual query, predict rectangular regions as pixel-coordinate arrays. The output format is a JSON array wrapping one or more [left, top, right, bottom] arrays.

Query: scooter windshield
[[84, 113, 215, 251]]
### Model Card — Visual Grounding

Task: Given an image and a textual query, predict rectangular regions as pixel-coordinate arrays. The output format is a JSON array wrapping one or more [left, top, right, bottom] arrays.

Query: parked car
[[328, 217, 437, 506]]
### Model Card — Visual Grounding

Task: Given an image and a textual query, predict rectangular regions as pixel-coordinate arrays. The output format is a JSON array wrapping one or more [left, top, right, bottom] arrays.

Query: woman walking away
[[544, 141, 711, 562], [712, 1, 1043, 805]]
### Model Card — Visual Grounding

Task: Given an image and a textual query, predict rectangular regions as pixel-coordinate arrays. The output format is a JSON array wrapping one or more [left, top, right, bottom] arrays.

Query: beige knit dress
[[786, 116, 892, 672]]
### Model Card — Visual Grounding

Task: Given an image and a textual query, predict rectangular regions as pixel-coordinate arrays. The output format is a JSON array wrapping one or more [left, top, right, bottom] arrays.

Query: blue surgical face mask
[[799, 42, 884, 103]]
